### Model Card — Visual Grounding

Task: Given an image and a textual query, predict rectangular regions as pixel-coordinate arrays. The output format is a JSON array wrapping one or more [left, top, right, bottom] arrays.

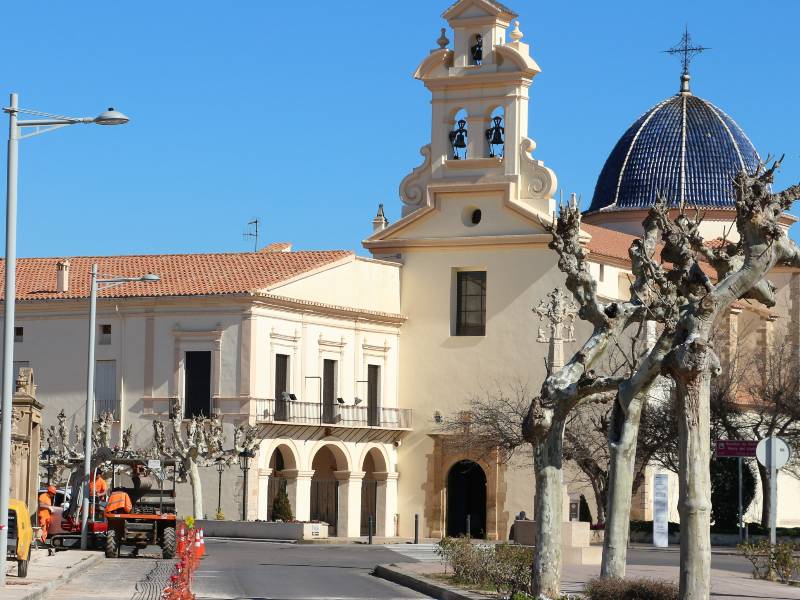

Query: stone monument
[[10, 367, 43, 513]]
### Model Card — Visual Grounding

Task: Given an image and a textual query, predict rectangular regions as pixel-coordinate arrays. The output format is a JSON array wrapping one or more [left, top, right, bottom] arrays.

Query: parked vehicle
[[36, 487, 71, 540], [7, 498, 33, 577]]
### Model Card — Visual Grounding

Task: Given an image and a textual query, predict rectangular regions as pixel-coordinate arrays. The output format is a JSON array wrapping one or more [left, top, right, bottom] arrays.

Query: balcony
[[252, 398, 412, 444]]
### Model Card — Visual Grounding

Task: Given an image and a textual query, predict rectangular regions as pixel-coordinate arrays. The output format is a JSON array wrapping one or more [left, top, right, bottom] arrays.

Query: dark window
[[99, 324, 112, 345], [456, 271, 486, 336], [367, 365, 380, 427], [274, 354, 289, 421], [322, 359, 337, 424], [184, 351, 211, 418], [13, 327, 23, 343], [470, 209, 482, 224]]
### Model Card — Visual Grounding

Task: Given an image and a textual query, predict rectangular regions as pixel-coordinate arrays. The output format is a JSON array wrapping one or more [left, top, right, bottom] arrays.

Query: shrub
[[436, 537, 491, 585], [710, 457, 755, 531], [584, 577, 678, 600], [489, 544, 533, 597], [738, 540, 800, 583], [271, 488, 294, 522]]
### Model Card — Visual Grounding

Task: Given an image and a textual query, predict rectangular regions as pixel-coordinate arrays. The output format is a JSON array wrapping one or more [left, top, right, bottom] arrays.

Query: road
[[194, 540, 428, 600], [46, 541, 765, 599]]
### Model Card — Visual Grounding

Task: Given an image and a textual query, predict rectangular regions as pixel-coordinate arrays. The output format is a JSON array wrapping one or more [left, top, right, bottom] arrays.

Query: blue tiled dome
[[587, 91, 762, 213]]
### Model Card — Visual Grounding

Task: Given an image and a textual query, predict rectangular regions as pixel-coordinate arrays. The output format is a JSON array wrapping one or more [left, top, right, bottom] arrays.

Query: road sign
[[756, 437, 790, 469], [716, 440, 758, 458], [653, 474, 669, 548]]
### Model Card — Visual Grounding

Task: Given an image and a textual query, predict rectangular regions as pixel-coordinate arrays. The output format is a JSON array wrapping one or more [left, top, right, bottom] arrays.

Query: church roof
[[442, 0, 517, 19], [0, 250, 352, 302], [587, 91, 762, 213]]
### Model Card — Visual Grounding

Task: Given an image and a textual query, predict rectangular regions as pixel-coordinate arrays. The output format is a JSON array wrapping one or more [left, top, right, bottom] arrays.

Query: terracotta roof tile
[[0, 250, 352, 302], [582, 223, 638, 262]]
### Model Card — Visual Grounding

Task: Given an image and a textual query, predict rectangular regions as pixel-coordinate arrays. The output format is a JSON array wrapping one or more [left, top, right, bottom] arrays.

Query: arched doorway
[[446, 460, 487, 538], [310, 445, 345, 536], [266, 446, 292, 521], [360, 448, 388, 536]]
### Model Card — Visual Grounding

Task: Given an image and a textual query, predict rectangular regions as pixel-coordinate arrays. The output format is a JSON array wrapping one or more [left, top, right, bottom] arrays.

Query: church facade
[[5, 0, 800, 538]]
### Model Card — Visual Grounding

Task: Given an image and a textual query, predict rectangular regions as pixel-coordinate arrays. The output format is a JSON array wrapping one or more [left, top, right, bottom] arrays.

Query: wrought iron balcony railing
[[253, 398, 411, 430]]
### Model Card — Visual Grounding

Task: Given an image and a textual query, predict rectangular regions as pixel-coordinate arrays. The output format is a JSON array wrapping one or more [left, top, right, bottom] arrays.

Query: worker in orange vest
[[105, 488, 133, 516], [37, 485, 56, 543], [88, 472, 108, 518]]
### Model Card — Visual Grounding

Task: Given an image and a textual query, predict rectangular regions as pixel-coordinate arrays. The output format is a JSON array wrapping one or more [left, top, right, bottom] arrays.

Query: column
[[256, 468, 272, 521], [335, 470, 364, 538], [374, 471, 398, 537], [283, 469, 313, 522]]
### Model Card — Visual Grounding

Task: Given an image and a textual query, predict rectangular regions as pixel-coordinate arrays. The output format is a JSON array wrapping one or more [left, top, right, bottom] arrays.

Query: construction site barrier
[[162, 524, 201, 600]]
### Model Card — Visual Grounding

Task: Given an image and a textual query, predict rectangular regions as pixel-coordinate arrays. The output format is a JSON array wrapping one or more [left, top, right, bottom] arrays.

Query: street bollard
[[368, 516, 373, 545], [466, 514, 471, 539], [414, 513, 419, 544]]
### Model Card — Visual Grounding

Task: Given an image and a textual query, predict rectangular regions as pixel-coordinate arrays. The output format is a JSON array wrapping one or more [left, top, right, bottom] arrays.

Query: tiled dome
[[587, 90, 762, 213]]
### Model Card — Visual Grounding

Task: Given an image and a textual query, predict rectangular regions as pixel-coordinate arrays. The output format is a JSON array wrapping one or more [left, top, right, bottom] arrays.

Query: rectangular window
[[13, 327, 23, 343], [184, 351, 212, 418], [322, 359, 337, 424], [274, 353, 290, 421], [95, 359, 118, 418], [99, 324, 112, 345], [599, 264, 605, 282], [367, 365, 380, 427], [455, 271, 486, 336]]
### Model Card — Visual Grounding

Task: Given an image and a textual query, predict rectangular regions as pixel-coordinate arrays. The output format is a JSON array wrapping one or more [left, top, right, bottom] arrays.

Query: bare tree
[[154, 398, 259, 518]]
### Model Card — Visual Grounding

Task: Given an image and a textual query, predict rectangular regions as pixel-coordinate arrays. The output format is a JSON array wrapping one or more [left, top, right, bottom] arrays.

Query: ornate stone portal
[[10, 368, 43, 513]]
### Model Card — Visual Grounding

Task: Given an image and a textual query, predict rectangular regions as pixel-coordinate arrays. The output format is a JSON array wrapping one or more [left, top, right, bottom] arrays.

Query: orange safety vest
[[89, 476, 108, 497], [105, 491, 132, 515]]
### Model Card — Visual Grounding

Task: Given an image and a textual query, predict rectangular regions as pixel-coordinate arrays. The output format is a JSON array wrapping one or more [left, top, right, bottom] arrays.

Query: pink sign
[[716, 440, 758, 458]]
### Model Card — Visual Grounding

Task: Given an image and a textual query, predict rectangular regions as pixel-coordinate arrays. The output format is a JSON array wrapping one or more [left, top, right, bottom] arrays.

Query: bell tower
[[398, 0, 557, 218]]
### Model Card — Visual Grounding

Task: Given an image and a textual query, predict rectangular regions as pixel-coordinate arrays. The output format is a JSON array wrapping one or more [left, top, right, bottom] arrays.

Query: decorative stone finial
[[510, 21, 523, 42], [437, 27, 449, 50]]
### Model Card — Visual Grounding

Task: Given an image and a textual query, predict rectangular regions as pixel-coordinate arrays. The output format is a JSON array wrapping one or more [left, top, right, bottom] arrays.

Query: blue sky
[[1, 1, 799, 258]]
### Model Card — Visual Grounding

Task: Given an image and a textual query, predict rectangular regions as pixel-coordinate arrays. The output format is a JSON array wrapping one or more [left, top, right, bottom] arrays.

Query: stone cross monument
[[533, 288, 578, 371]]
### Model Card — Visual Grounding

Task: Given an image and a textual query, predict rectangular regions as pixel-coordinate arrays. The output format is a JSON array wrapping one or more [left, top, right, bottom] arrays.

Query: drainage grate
[[130, 560, 175, 600]]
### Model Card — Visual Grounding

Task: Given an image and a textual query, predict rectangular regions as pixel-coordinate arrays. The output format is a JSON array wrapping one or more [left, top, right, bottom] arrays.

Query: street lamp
[[238, 448, 255, 521], [80, 267, 159, 549], [0, 93, 128, 584], [215, 458, 227, 518]]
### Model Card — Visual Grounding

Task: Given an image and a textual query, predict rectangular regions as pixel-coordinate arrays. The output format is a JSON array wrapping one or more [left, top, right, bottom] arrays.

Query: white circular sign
[[756, 437, 791, 469]]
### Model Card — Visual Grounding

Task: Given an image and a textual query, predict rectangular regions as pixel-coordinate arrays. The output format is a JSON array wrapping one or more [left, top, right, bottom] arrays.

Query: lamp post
[[238, 449, 255, 521], [1, 93, 128, 584], [79, 268, 159, 550], [215, 458, 226, 518]]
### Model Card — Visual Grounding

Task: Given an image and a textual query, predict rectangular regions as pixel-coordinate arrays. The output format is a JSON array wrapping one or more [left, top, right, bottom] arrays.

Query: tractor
[[103, 457, 178, 558]]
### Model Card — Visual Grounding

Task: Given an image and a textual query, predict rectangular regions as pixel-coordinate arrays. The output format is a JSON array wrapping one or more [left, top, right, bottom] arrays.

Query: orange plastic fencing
[[162, 524, 201, 600]]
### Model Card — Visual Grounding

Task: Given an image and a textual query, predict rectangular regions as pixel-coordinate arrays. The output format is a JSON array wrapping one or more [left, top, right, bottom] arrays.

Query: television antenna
[[244, 218, 260, 252]]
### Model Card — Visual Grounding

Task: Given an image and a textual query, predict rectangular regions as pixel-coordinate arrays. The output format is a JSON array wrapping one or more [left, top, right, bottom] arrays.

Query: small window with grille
[[13, 327, 23, 343], [455, 271, 486, 336], [99, 324, 112, 346]]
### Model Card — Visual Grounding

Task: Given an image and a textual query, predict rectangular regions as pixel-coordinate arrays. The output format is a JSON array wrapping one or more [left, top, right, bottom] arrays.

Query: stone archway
[[265, 445, 296, 520], [446, 460, 487, 538]]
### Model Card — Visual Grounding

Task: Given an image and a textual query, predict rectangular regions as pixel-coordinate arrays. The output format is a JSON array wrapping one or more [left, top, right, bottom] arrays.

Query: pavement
[[377, 543, 800, 600], [2, 548, 102, 600]]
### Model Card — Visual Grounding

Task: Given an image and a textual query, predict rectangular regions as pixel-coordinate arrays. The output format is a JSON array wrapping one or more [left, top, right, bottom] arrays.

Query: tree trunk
[[757, 461, 770, 529], [676, 367, 712, 600], [601, 393, 644, 578], [187, 457, 204, 519], [532, 419, 565, 599]]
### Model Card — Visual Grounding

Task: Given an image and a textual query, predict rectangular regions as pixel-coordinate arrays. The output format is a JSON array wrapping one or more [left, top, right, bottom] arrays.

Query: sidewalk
[[3, 549, 103, 600], [381, 556, 800, 600]]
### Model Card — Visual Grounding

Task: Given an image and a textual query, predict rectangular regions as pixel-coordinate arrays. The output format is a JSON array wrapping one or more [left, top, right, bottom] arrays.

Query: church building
[[5, 0, 800, 538]]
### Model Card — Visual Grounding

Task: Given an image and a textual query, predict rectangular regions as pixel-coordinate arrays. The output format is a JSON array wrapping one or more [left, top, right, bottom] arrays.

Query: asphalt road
[[194, 540, 430, 600]]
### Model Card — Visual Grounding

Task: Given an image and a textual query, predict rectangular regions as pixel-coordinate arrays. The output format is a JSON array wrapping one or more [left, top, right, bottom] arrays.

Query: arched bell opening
[[468, 33, 484, 66], [449, 108, 469, 160], [446, 459, 487, 538], [485, 106, 505, 158]]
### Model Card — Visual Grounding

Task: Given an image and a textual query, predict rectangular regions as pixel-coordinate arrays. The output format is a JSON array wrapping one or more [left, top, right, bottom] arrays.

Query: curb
[[206, 536, 297, 544], [374, 564, 487, 600], [15, 553, 103, 600]]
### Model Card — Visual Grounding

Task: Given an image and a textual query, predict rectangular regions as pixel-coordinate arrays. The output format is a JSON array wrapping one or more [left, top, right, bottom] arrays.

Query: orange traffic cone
[[199, 528, 205, 557], [193, 530, 201, 560]]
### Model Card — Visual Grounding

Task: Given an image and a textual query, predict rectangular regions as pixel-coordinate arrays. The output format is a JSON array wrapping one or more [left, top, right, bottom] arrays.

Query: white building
[[6, 0, 800, 537]]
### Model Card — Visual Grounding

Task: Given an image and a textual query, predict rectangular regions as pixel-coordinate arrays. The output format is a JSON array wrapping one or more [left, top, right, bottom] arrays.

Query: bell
[[471, 34, 483, 64]]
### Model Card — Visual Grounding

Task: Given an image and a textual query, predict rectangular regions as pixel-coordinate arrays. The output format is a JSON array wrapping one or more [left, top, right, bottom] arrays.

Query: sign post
[[756, 436, 791, 546], [653, 473, 669, 548]]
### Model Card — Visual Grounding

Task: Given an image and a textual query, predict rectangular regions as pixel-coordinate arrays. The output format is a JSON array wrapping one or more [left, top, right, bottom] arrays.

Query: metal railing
[[254, 398, 411, 429]]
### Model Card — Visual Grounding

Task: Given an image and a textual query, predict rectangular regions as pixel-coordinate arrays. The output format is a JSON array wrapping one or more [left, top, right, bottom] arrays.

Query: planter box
[[196, 520, 328, 541]]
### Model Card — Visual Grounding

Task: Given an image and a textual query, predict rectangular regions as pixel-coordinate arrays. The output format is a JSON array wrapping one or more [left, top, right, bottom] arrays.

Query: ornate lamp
[[238, 449, 256, 521]]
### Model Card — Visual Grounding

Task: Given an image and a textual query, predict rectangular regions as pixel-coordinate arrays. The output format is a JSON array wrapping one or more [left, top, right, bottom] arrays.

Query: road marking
[[381, 543, 440, 562]]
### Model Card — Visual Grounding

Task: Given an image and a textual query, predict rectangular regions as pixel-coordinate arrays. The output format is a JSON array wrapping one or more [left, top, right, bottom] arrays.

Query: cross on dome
[[663, 27, 709, 93]]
